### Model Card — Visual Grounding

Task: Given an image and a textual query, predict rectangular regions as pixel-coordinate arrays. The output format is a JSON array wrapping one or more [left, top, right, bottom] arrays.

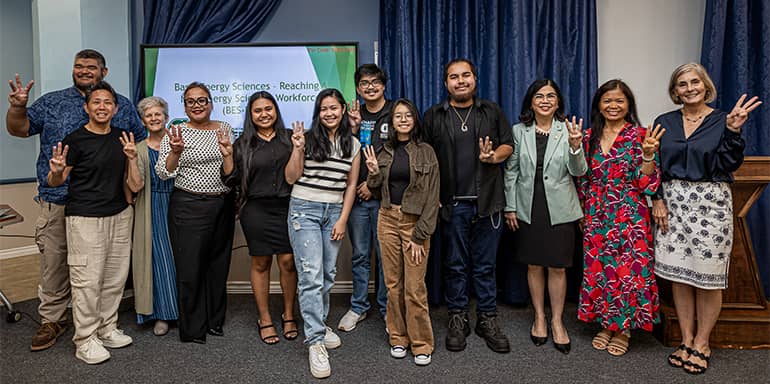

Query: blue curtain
[[701, 0, 770, 297], [134, 0, 282, 101], [380, 0, 598, 304]]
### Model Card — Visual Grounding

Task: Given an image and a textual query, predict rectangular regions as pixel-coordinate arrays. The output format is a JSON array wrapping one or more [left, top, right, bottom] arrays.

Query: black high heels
[[530, 333, 548, 346], [554, 340, 571, 354]]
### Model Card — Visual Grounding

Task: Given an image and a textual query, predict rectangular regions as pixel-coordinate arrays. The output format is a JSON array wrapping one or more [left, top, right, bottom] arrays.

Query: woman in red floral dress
[[577, 79, 664, 356]]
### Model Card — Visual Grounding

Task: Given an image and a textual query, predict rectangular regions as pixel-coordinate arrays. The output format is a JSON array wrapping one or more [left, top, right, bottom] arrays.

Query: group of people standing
[[5, 49, 761, 378]]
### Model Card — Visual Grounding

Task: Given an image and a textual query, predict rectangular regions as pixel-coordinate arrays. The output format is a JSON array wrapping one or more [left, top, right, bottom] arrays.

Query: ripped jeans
[[287, 197, 343, 345]]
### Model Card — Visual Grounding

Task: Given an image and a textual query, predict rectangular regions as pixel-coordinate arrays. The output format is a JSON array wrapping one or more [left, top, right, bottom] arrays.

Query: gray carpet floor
[[1, 294, 768, 383]]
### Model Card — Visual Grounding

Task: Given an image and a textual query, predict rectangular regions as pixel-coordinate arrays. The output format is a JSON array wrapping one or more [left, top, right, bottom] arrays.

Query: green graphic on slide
[[144, 48, 159, 96], [306, 46, 356, 100]]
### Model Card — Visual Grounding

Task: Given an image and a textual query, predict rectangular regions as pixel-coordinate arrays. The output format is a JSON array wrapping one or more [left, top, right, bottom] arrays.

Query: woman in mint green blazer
[[503, 79, 587, 354]]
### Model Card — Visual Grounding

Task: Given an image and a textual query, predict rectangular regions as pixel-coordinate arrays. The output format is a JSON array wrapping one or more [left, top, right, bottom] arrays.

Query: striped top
[[156, 122, 232, 194], [291, 139, 361, 203]]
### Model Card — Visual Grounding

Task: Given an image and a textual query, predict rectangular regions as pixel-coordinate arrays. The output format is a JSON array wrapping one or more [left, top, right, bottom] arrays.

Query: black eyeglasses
[[358, 79, 383, 88], [184, 97, 210, 107]]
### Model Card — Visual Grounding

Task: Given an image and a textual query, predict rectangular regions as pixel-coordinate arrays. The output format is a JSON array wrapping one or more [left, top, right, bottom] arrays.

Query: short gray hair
[[668, 63, 717, 105], [137, 96, 169, 119]]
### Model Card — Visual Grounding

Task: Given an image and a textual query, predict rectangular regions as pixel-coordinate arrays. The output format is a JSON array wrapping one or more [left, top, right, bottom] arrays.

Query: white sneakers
[[337, 310, 367, 332], [99, 329, 133, 348], [75, 338, 110, 364], [414, 354, 432, 366], [324, 326, 342, 349], [308, 343, 331, 379], [390, 345, 407, 359]]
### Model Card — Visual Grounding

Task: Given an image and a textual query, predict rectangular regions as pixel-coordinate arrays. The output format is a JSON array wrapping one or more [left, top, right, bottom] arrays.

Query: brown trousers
[[378, 205, 433, 355]]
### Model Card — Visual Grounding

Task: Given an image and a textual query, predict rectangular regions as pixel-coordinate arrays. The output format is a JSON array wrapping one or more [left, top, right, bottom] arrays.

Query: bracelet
[[642, 154, 654, 162]]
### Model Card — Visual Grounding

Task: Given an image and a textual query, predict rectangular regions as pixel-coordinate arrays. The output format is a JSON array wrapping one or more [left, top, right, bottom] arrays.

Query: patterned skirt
[[654, 179, 733, 289]]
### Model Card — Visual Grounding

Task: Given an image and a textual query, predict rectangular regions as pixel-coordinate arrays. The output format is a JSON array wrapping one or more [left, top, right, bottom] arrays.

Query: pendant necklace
[[682, 109, 706, 123], [452, 105, 473, 132]]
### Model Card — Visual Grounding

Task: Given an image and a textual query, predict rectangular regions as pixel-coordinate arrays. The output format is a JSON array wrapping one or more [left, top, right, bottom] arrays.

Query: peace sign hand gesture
[[479, 136, 495, 163], [642, 123, 666, 158], [167, 124, 185, 154], [119, 132, 137, 160], [8, 73, 34, 108], [49, 142, 69, 175], [291, 121, 306, 149], [216, 125, 232, 157], [566, 116, 584, 150], [726, 94, 762, 132], [362, 145, 379, 174], [347, 99, 362, 130]]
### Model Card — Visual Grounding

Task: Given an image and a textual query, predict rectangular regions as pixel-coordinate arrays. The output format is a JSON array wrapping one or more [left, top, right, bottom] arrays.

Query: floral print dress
[[577, 123, 661, 332]]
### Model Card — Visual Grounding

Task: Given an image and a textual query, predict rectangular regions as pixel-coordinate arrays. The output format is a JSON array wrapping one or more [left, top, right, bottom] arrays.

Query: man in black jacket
[[422, 59, 513, 353]]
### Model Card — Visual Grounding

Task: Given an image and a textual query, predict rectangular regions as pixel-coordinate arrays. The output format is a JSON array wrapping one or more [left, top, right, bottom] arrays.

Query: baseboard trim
[[226, 281, 375, 295], [0, 245, 39, 260]]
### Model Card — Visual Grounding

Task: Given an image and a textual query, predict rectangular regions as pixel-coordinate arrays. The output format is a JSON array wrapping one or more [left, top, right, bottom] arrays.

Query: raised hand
[[479, 136, 495, 163], [566, 116, 584, 150], [167, 124, 185, 154], [408, 240, 426, 265], [347, 99, 362, 129], [8, 73, 34, 108], [726, 94, 762, 132], [362, 145, 379, 174], [49, 142, 68, 175], [291, 121, 306, 149], [216, 125, 232, 157], [119, 131, 137, 160], [642, 123, 666, 159]]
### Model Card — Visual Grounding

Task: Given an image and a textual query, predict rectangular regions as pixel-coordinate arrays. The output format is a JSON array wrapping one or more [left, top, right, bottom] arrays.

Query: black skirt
[[513, 133, 575, 268], [239, 197, 292, 256]]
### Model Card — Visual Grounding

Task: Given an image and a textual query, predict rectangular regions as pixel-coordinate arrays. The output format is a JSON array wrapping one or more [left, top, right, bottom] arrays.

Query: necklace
[[535, 126, 550, 136], [257, 129, 275, 141], [451, 105, 473, 132], [682, 109, 706, 123]]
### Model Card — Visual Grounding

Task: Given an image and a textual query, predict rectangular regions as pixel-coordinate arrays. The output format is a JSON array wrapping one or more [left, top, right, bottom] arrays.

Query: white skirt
[[654, 179, 733, 289]]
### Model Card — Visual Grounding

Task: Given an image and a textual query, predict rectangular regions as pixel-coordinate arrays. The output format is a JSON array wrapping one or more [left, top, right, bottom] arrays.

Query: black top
[[225, 134, 293, 200], [653, 109, 745, 198], [452, 106, 478, 199], [388, 140, 411, 205], [63, 126, 128, 217], [423, 98, 513, 218], [356, 100, 392, 186]]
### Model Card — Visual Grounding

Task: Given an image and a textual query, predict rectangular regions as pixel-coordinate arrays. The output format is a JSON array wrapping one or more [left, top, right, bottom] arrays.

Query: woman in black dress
[[503, 79, 586, 354], [221, 91, 298, 344]]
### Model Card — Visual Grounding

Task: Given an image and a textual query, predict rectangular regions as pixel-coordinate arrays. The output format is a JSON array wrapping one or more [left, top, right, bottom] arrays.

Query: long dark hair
[[234, 91, 290, 200], [387, 98, 422, 148], [519, 79, 566, 126], [588, 79, 641, 156], [305, 88, 353, 161]]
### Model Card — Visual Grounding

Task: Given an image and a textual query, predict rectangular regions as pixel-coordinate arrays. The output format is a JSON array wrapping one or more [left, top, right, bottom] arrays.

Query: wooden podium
[[658, 157, 770, 349]]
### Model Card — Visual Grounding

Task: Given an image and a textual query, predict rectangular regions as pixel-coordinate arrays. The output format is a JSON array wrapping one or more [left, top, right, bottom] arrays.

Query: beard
[[449, 90, 475, 104], [72, 74, 102, 92]]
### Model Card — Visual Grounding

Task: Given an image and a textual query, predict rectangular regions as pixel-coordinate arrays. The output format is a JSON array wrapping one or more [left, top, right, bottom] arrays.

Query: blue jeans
[[443, 201, 503, 314], [288, 198, 342, 345], [348, 198, 387, 317]]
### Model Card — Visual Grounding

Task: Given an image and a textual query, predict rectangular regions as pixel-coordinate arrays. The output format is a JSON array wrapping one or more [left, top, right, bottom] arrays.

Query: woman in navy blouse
[[651, 63, 761, 374]]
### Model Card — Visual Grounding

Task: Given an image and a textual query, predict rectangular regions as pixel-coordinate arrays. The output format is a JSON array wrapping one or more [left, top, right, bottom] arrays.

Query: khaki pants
[[378, 205, 433, 355], [34, 201, 70, 324], [66, 206, 133, 346]]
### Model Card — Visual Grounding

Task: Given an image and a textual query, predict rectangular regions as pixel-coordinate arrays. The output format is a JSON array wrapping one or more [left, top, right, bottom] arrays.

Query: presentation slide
[[142, 44, 358, 136]]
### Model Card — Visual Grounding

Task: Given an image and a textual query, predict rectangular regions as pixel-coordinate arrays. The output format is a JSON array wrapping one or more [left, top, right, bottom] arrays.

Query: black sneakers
[[445, 311, 470, 351], [475, 312, 511, 353]]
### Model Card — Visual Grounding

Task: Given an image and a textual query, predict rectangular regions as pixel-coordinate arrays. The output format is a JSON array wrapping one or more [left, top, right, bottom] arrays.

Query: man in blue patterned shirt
[[5, 49, 146, 351]]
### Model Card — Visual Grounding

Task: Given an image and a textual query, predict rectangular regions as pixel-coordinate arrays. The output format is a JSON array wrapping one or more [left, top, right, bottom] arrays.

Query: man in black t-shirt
[[47, 81, 143, 365], [338, 64, 391, 332], [423, 59, 514, 354]]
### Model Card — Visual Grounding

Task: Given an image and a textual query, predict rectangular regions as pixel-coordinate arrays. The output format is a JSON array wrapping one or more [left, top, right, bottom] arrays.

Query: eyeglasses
[[184, 97, 210, 107], [358, 79, 383, 88], [393, 113, 414, 120], [534, 93, 558, 101]]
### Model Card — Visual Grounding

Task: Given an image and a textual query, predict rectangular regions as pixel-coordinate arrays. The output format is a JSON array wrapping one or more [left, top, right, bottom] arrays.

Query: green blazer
[[504, 119, 587, 225]]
